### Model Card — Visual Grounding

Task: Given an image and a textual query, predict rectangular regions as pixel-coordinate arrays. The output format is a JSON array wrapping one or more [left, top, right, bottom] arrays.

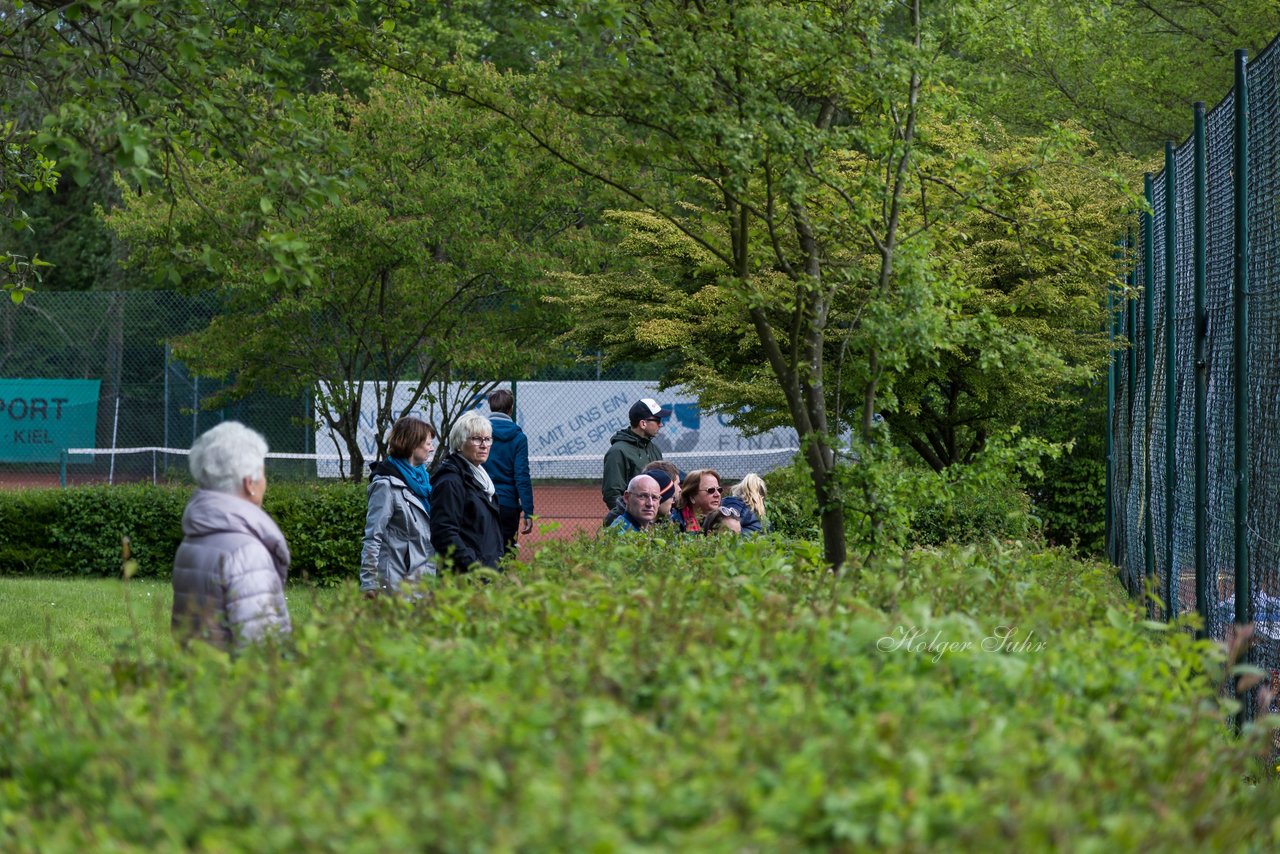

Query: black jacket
[[429, 453, 505, 572]]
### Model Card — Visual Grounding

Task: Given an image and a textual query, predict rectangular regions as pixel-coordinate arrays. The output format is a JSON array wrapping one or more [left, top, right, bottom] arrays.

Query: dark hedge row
[[0, 483, 366, 585]]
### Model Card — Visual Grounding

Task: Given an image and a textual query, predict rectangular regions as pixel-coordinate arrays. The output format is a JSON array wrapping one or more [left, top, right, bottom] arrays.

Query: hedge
[[0, 483, 366, 585], [2, 539, 1277, 849]]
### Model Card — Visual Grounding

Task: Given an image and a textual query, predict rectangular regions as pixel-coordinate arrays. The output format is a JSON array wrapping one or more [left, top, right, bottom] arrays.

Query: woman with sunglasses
[[673, 469, 725, 534], [429, 411, 505, 571]]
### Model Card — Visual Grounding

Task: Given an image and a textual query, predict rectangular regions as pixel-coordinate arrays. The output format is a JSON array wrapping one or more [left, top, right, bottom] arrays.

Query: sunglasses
[[703, 486, 723, 495]]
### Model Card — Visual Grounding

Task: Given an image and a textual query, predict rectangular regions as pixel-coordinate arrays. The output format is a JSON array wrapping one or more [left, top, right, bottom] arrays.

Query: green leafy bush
[[1023, 382, 1108, 555], [1, 540, 1276, 850], [0, 483, 364, 583], [764, 434, 1046, 549], [0, 488, 65, 573], [908, 433, 1049, 547], [260, 482, 366, 585], [759, 461, 821, 540], [44, 486, 189, 578]]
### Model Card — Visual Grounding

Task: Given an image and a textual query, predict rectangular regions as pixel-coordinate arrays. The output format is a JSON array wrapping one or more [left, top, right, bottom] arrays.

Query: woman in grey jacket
[[172, 421, 291, 651], [361, 416, 438, 595]]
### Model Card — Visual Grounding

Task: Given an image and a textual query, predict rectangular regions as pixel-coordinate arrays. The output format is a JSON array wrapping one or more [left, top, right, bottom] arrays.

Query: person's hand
[[363, 589, 379, 600], [521, 514, 535, 535]]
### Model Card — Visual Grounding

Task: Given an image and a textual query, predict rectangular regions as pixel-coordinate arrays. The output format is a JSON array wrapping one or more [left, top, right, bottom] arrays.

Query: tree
[[961, 0, 1280, 156], [0, 0, 370, 296], [372, 0, 1034, 568], [552, 122, 1136, 475], [879, 125, 1136, 471], [106, 79, 602, 477]]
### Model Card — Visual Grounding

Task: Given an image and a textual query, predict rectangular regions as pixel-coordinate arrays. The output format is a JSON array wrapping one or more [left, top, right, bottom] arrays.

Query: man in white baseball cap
[[601, 397, 671, 511]]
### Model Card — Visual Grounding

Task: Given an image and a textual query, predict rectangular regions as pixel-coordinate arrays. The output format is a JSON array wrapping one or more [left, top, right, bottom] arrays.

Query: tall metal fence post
[[1115, 256, 1128, 571], [1127, 227, 1137, 407], [1233, 50, 1251, 632], [1164, 142, 1178, 619], [1143, 173, 1156, 606], [163, 342, 170, 453], [1106, 277, 1116, 565], [1193, 102, 1209, 637], [1231, 49, 1252, 729], [1126, 231, 1137, 589]]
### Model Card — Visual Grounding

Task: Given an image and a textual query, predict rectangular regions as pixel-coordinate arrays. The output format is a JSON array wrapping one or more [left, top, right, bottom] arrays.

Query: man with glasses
[[602, 398, 671, 512], [608, 474, 662, 532]]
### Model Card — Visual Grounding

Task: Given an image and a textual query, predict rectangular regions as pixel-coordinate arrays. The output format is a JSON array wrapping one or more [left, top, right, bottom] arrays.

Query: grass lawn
[[0, 577, 340, 665]]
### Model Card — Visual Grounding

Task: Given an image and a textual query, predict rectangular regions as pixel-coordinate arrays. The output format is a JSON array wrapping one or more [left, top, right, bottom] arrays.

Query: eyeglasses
[[703, 486, 723, 495], [467, 436, 493, 446]]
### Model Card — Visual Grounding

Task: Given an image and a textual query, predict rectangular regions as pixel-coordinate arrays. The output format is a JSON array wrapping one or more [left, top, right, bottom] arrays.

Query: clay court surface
[[513, 483, 607, 554]]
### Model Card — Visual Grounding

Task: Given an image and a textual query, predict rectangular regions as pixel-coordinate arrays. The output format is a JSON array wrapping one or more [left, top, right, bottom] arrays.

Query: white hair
[[189, 421, 269, 493], [448, 410, 492, 452]]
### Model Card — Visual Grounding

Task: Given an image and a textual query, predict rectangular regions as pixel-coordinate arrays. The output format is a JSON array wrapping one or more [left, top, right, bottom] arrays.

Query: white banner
[[315, 381, 799, 480]]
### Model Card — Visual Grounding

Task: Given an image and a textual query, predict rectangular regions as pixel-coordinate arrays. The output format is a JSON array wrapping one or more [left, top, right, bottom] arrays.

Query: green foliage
[[484, 0, 1140, 567], [759, 463, 822, 541], [764, 431, 1050, 549], [5, 181, 126, 292], [0, 483, 364, 584], [907, 433, 1051, 547], [0, 124, 59, 300], [42, 486, 189, 577], [261, 483, 366, 586], [404, 0, 1023, 566], [2, 539, 1277, 848], [106, 78, 608, 475], [1025, 380, 1109, 555], [1, 0, 369, 294], [883, 124, 1137, 470], [961, 0, 1280, 157], [0, 488, 65, 572]]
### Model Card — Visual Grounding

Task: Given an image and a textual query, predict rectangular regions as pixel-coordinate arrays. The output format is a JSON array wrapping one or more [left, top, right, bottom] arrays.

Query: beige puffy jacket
[[171, 489, 292, 651]]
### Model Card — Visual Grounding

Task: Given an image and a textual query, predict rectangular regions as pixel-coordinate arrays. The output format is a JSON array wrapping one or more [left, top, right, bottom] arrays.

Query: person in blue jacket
[[483, 388, 535, 555], [722, 473, 766, 535]]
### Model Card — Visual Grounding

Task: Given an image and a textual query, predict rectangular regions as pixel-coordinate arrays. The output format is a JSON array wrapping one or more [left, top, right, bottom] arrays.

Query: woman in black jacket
[[429, 411, 505, 571]]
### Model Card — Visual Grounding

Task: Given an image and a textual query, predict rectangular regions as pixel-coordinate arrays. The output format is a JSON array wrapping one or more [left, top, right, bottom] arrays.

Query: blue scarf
[[388, 456, 432, 511]]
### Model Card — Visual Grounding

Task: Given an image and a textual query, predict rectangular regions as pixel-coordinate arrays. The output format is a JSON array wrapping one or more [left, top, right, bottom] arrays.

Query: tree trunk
[[806, 437, 846, 570], [339, 414, 365, 483], [747, 302, 847, 572]]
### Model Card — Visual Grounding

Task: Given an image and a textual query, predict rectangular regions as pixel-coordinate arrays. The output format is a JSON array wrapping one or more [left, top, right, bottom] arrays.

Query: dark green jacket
[[601, 428, 663, 509]]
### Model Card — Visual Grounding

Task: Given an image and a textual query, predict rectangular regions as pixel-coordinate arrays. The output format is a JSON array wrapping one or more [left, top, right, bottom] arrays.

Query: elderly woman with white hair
[[171, 421, 291, 650], [429, 410, 505, 571]]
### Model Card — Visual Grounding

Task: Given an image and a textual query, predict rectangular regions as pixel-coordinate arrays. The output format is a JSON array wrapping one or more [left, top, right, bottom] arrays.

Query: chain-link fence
[[0, 290, 313, 485], [0, 290, 801, 536], [1109, 41, 1280, 720]]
